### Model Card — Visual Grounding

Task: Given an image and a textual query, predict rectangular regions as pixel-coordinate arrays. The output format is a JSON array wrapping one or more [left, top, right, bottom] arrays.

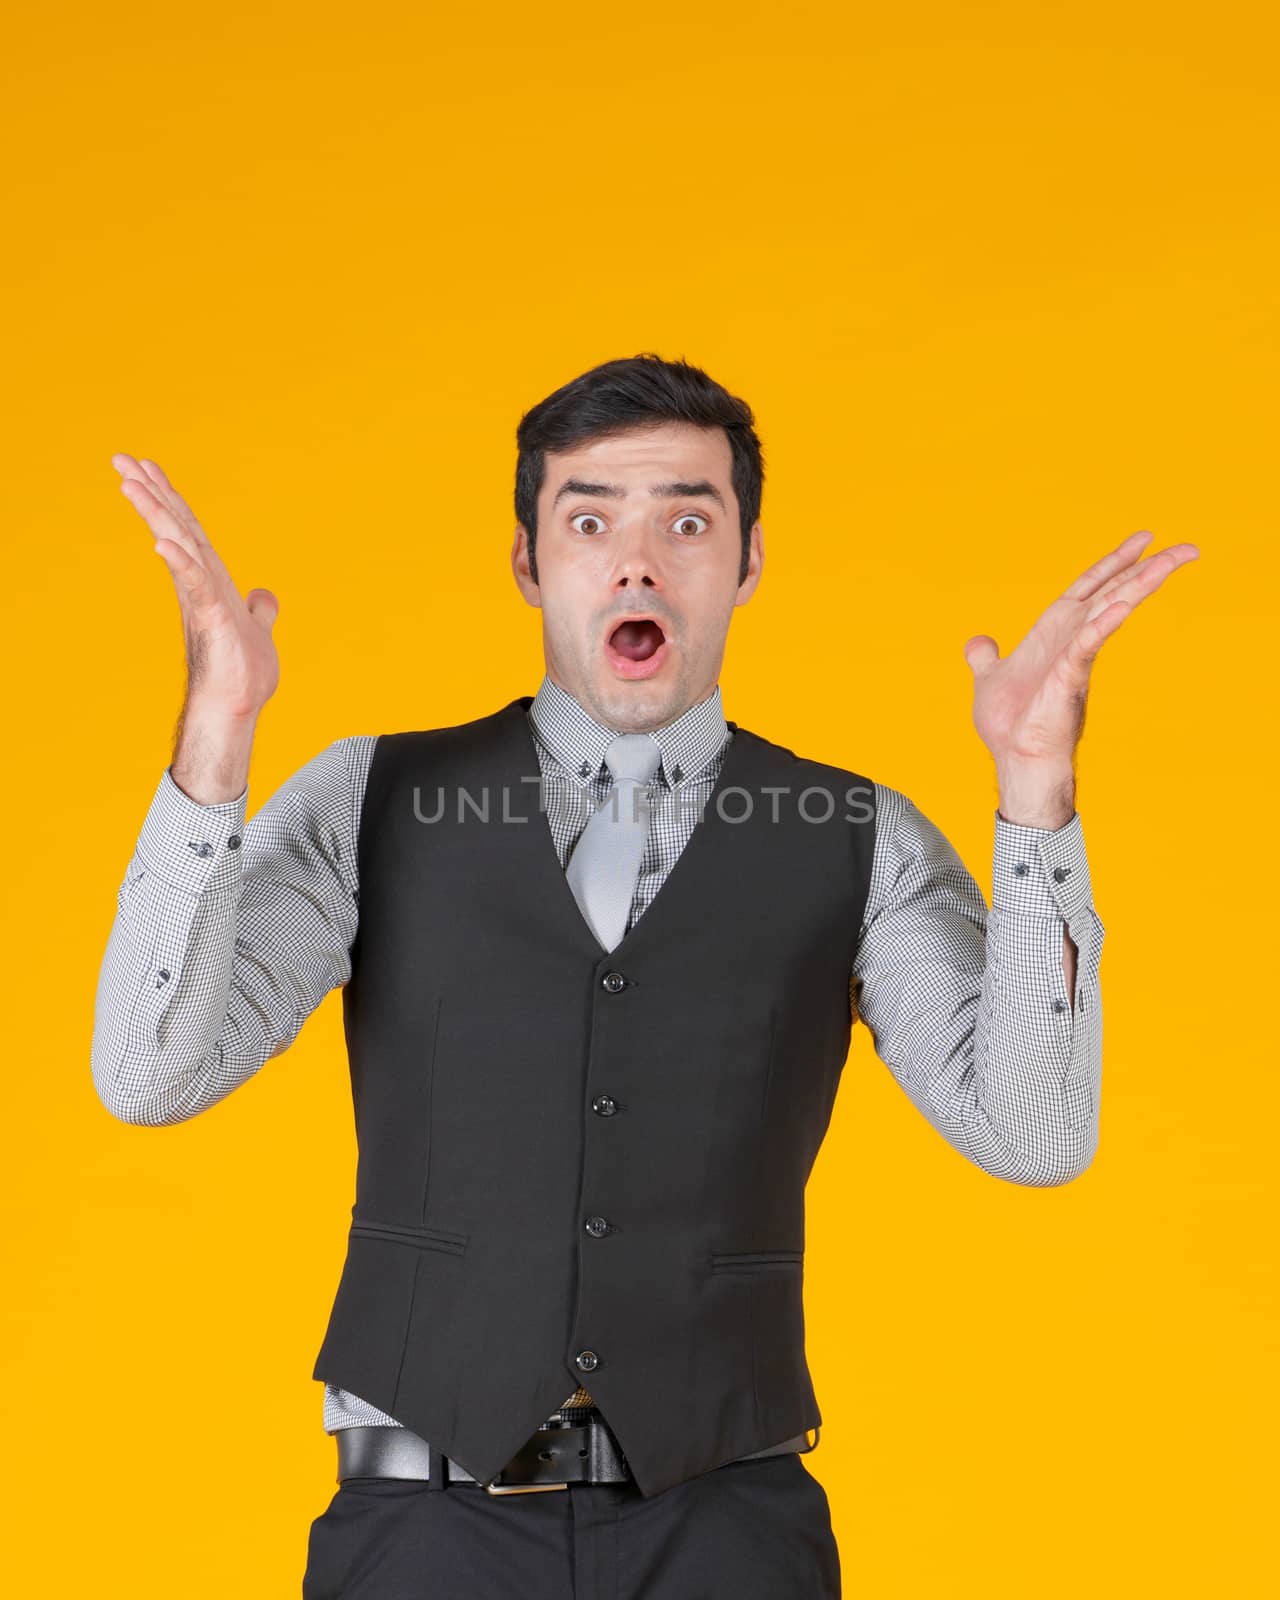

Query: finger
[[1062, 530, 1154, 602], [138, 457, 200, 525], [111, 451, 151, 483], [119, 468, 224, 579], [112, 453, 212, 551], [1062, 598, 1131, 675], [115, 453, 188, 527], [245, 587, 280, 630], [137, 457, 214, 550], [119, 475, 203, 563], [153, 535, 218, 615], [137, 456, 173, 490], [1086, 543, 1200, 618], [963, 634, 1001, 677]]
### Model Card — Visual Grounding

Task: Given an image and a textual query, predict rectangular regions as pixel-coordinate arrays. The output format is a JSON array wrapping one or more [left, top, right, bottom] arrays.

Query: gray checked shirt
[[92, 674, 1105, 1436]]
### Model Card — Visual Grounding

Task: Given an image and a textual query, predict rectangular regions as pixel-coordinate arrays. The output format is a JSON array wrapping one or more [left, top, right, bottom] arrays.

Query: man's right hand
[[113, 452, 281, 720], [114, 452, 280, 802]]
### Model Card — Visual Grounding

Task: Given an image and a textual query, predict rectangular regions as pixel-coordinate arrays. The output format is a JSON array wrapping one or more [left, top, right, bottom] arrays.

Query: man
[[93, 353, 1197, 1598]]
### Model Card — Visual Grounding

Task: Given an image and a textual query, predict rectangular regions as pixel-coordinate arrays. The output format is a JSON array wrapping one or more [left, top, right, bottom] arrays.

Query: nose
[[610, 523, 662, 591]]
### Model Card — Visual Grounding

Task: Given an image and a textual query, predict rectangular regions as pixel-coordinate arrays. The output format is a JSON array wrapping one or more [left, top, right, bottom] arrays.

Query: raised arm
[[851, 786, 1104, 1186], [91, 452, 370, 1124], [851, 525, 1198, 1186]]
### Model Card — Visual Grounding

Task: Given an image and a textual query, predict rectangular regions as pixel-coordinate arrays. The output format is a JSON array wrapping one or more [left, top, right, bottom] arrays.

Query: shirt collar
[[528, 673, 729, 789]]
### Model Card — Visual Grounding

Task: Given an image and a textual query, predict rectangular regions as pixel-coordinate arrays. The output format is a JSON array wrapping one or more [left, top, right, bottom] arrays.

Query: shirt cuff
[[991, 807, 1094, 925], [134, 765, 250, 897]]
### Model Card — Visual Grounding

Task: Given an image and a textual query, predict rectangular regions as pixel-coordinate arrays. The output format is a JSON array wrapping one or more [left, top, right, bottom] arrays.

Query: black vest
[[311, 695, 878, 1498]]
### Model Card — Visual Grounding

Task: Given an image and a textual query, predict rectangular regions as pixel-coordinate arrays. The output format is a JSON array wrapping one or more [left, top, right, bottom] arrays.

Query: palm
[[963, 530, 1200, 766], [113, 452, 280, 718]]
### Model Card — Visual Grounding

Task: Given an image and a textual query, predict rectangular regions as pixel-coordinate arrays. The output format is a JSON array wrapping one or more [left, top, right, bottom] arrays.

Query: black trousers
[[301, 1451, 841, 1598]]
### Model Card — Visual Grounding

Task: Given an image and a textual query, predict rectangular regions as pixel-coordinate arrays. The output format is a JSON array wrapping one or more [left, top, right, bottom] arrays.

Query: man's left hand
[[962, 529, 1201, 827]]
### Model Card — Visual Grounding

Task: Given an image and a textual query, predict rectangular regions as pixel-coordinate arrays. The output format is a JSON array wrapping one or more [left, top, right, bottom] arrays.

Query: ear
[[511, 523, 541, 605], [735, 520, 764, 603]]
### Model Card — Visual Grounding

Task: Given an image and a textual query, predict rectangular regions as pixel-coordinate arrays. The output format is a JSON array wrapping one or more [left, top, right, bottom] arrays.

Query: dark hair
[[515, 352, 763, 586]]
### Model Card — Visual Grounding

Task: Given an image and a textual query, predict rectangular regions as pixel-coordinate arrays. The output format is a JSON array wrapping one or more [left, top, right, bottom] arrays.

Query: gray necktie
[[565, 732, 663, 953]]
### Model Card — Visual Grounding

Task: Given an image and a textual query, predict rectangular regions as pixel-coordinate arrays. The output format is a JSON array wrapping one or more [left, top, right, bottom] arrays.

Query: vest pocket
[[708, 1249, 804, 1272], [349, 1218, 470, 1257], [311, 1231, 426, 1416]]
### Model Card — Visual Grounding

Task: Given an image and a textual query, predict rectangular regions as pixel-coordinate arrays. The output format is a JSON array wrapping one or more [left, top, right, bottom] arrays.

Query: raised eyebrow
[[551, 478, 627, 507], [650, 480, 724, 509], [550, 477, 725, 511]]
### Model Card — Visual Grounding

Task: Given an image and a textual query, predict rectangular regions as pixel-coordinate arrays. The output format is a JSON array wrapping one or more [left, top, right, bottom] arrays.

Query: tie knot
[[603, 732, 662, 786]]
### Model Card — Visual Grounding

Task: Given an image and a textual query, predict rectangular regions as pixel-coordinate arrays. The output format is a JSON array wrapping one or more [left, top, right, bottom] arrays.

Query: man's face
[[510, 421, 763, 733]]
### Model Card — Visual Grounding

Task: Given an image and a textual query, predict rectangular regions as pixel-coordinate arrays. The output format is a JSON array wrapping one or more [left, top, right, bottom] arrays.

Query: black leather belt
[[336, 1411, 819, 1495]]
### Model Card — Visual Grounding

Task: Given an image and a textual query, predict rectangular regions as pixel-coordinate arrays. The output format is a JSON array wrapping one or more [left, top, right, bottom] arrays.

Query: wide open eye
[[672, 513, 709, 536], [569, 512, 608, 535]]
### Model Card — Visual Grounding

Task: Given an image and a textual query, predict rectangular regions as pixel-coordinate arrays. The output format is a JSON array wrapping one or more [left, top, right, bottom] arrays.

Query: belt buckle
[[484, 1474, 569, 1496]]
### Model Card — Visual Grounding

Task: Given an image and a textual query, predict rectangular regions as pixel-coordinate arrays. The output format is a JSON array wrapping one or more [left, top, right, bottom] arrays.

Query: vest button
[[584, 1215, 611, 1237], [602, 972, 626, 993], [574, 1349, 600, 1372], [592, 1095, 618, 1117]]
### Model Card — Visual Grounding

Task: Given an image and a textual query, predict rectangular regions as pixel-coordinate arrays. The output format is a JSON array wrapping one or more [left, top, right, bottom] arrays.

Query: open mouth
[[603, 615, 670, 679]]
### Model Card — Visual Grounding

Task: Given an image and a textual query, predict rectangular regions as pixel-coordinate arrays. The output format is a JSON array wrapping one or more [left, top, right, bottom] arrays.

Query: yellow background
[[2, 1, 1274, 1594]]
